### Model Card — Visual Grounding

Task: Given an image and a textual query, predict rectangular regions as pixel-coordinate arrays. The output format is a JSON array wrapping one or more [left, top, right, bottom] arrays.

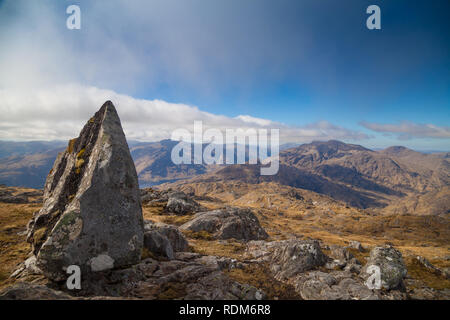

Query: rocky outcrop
[[10, 256, 42, 278], [246, 240, 409, 300], [180, 207, 268, 241], [141, 188, 168, 205], [102, 253, 265, 299], [164, 191, 203, 215], [25, 101, 144, 281], [361, 245, 407, 290], [246, 239, 328, 281], [0, 283, 74, 300], [325, 245, 359, 270], [144, 220, 189, 259], [150, 222, 189, 252], [2, 253, 265, 300], [348, 240, 365, 252], [141, 189, 203, 215], [295, 271, 379, 300]]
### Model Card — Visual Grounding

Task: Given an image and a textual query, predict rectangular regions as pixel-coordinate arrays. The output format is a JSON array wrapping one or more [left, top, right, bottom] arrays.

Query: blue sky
[[0, 0, 449, 150]]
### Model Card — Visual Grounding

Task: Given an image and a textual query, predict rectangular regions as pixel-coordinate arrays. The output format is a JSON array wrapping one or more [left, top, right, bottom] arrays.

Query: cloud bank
[[0, 84, 369, 143], [360, 121, 450, 140]]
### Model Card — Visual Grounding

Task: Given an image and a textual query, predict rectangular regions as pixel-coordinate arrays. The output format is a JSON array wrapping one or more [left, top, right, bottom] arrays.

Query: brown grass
[[0, 203, 38, 290], [225, 264, 301, 300], [404, 256, 450, 290], [189, 239, 246, 260]]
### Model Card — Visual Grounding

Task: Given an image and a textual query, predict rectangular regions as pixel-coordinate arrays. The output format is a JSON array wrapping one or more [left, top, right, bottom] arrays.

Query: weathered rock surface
[[97, 254, 265, 300], [143, 220, 189, 259], [0, 283, 74, 300], [10, 256, 42, 278], [348, 240, 365, 252], [361, 245, 407, 290], [2, 253, 265, 300], [180, 207, 268, 241], [144, 230, 174, 259], [246, 239, 386, 299], [295, 271, 379, 300], [25, 101, 144, 281], [407, 286, 450, 300], [415, 256, 445, 276], [164, 191, 203, 215], [246, 239, 327, 281], [145, 220, 189, 252]]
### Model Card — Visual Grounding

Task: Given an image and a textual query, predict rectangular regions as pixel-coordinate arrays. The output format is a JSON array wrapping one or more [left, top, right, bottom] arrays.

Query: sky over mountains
[[0, 0, 449, 150]]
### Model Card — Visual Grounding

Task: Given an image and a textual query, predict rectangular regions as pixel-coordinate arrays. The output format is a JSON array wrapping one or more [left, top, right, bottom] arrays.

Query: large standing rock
[[361, 245, 407, 290], [26, 101, 144, 281], [180, 207, 268, 241]]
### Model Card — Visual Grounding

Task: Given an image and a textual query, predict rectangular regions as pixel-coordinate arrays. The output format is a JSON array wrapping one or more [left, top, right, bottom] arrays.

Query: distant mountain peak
[[381, 146, 420, 156]]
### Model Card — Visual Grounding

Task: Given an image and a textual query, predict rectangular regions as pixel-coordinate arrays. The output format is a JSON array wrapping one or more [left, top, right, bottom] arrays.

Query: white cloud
[[360, 121, 450, 140], [234, 115, 274, 127], [0, 84, 369, 143]]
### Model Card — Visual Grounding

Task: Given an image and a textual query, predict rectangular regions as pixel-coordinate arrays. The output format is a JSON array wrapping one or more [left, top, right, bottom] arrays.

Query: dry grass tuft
[[225, 264, 301, 300], [0, 203, 37, 290], [404, 256, 450, 290]]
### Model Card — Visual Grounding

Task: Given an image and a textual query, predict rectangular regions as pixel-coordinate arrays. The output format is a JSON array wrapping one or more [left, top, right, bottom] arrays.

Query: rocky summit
[[25, 101, 143, 281]]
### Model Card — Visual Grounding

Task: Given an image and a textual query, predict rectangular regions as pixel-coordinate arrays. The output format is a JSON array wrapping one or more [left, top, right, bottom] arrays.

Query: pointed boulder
[[27, 101, 144, 281]]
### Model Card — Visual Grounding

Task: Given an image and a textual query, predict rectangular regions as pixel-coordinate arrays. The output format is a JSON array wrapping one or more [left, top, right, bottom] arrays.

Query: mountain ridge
[[0, 139, 448, 215]]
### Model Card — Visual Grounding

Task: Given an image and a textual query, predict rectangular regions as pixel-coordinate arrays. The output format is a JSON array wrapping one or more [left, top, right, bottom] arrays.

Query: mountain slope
[[164, 140, 449, 214], [131, 139, 208, 186], [0, 148, 63, 188]]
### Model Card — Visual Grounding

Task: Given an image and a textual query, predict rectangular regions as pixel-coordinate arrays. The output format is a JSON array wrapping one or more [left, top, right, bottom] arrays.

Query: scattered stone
[[415, 256, 443, 276], [246, 239, 327, 281], [180, 207, 268, 241], [144, 229, 174, 259], [25, 101, 144, 281], [443, 268, 450, 280], [295, 271, 379, 300], [164, 191, 203, 215], [344, 258, 362, 274], [361, 245, 407, 290], [329, 245, 354, 263], [10, 256, 42, 278], [70, 254, 265, 300], [196, 255, 246, 271], [145, 220, 189, 252], [143, 220, 189, 259], [348, 240, 364, 252], [408, 287, 450, 300]]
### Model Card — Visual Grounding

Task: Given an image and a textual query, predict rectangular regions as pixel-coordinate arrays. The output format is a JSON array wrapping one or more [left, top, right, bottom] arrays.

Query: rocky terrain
[[0, 102, 448, 300], [1, 181, 449, 299]]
